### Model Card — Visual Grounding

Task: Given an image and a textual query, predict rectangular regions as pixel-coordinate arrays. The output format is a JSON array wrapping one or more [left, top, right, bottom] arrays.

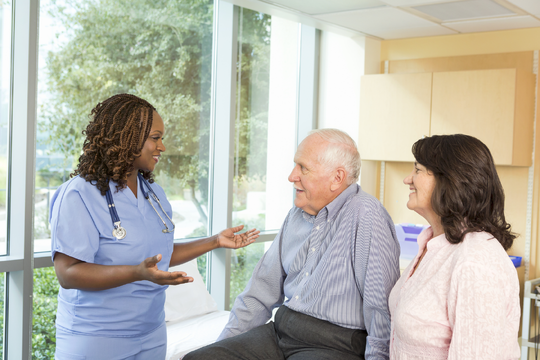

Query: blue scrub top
[[50, 175, 174, 337]]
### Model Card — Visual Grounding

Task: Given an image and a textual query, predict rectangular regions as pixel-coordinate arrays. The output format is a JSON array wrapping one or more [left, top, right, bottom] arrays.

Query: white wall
[[317, 32, 381, 195], [265, 17, 299, 230], [318, 34, 381, 143]]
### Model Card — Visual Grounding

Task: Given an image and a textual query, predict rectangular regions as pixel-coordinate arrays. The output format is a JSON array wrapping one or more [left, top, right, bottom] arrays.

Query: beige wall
[[377, 29, 538, 259], [381, 27, 540, 61]]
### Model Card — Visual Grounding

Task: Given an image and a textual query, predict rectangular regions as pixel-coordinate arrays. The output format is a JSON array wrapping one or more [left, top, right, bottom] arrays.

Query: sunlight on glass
[[229, 9, 297, 306], [232, 8, 297, 234]]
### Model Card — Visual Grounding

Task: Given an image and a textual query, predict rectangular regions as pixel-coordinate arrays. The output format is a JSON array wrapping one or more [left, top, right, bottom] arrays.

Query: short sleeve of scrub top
[[50, 178, 101, 263], [50, 176, 174, 337]]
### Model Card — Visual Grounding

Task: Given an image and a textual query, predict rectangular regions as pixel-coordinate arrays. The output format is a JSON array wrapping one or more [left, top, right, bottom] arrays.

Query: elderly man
[[185, 129, 400, 360]]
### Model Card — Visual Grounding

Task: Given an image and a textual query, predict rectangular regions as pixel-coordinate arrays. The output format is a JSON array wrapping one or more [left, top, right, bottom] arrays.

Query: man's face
[[288, 135, 335, 216]]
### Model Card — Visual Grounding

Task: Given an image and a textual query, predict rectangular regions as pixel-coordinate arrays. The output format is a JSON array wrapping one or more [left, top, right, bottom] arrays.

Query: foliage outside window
[[32, 268, 59, 360], [36, 0, 215, 246], [232, 8, 271, 233], [0, 273, 4, 358], [229, 243, 265, 308]]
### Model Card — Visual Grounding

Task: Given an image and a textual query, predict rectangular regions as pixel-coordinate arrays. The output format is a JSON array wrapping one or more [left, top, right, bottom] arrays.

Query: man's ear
[[330, 168, 346, 191]]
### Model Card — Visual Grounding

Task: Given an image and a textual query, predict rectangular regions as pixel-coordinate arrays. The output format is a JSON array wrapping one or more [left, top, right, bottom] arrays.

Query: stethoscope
[[105, 173, 175, 240]]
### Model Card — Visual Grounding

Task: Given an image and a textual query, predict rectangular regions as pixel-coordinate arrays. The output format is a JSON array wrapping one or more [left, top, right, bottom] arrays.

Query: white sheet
[[166, 310, 230, 360]]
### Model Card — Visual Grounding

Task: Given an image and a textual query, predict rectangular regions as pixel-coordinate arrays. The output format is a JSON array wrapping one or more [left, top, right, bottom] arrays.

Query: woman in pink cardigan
[[389, 134, 520, 360]]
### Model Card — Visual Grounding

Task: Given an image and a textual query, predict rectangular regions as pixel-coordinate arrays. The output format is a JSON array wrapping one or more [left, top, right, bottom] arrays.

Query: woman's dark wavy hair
[[412, 134, 516, 250], [72, 94, 156, 195]]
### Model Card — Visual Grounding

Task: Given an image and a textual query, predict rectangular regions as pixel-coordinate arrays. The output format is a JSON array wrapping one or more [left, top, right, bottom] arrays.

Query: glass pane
[[32, 267, 59, 359], [232, 9, 297, 233], [197, 254, 207, 285], [0, 1, 11, 256], [35, 0, 214, 253], [0, 273, 4, 358], [229, 242, 266, 309]]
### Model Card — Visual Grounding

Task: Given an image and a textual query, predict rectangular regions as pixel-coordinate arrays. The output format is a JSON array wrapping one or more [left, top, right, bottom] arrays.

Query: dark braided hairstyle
[[72, 94, 156, 195]]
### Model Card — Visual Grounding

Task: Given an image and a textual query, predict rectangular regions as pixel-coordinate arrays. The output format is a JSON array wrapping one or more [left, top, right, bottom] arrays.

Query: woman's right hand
[[137, 254, 193, 286]]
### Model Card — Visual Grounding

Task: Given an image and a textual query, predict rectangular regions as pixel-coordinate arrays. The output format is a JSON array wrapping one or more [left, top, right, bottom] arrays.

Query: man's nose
[[288, 166, 299, 183]]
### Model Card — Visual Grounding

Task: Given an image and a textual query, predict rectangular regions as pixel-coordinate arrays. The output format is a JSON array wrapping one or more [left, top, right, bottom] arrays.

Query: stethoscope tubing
[[104, 173, 175, 239]]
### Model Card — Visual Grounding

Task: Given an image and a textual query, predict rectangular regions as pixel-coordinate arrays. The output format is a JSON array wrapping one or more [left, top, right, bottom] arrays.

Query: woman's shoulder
[[63, 175, 101, 194], [54, 175, 103, 204], [453, 231, 516, 274], [448, 232, 519, 300]]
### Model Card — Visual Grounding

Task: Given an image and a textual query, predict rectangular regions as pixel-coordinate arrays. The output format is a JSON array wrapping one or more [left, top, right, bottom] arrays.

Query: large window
[[35, 0, 214, 252], [232, 9, 297, 233], [0, 0, 319, 357], [33, 0, 215, 353], [229, 9, 298, 307]]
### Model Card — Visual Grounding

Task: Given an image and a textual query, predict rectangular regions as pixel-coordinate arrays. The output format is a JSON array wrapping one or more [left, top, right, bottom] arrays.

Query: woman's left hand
[[217, 225, 260, 249]]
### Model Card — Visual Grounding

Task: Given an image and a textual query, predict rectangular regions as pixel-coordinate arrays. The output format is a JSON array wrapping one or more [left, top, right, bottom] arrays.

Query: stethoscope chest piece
[[112, 221, 127, 240], [106, 189, 128, 240]]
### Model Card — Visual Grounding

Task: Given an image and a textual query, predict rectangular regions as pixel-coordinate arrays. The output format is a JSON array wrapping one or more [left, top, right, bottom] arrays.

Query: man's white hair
[[308, 128, 361, 185]]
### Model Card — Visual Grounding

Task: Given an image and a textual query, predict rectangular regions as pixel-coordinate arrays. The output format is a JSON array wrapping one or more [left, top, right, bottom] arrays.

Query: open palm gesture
[[217, 225, 260, 249]]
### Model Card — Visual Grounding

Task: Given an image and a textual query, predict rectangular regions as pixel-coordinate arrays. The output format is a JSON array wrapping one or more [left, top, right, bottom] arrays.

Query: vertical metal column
[[6, 0, 39, 358], [207, 0, 238, 311]]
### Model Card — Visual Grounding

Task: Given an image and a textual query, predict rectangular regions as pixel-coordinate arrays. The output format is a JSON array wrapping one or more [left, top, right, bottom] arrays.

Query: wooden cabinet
[[359, 68, 535, 166], [359, 73, 431, 162]]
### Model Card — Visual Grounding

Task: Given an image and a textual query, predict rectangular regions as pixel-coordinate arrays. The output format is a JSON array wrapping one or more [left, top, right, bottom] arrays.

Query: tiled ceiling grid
[[257, 0, 540, 39]]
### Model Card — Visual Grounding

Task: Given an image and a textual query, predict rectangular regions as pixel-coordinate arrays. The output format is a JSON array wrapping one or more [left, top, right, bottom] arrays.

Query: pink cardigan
[[389, 227, 520, 360]]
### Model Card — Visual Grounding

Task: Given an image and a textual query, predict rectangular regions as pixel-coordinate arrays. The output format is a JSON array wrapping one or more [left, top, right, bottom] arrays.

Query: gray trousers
[[184, 305, 367, 360]]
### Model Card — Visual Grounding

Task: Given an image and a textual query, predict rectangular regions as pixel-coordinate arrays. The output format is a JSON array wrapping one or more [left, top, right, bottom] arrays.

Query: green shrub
[[32, 267, 59, 360], [0, 274, 4, 358]]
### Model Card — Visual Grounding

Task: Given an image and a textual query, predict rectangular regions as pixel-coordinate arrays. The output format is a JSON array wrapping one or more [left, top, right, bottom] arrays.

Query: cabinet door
[[431, 69, 533, 166], [359, 73, 432, 162]]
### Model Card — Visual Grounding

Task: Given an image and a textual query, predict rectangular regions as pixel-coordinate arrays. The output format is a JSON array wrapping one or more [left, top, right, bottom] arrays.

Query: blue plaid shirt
[[220, 183, 400, 360]]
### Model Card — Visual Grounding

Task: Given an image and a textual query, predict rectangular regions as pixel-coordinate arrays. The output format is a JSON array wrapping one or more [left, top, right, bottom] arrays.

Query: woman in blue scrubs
[[50, 94, 259, 360]]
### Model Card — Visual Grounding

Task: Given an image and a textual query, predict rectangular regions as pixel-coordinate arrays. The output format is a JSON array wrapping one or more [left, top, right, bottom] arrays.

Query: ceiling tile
[[507, 0, 540, 16], [413, 0, 515, 21], [381, 0, 461, 6], [443, 15, 540, 32], [264, 0, 387, 15], [376, 25, 458, 38], [314, 7, 440, 33]]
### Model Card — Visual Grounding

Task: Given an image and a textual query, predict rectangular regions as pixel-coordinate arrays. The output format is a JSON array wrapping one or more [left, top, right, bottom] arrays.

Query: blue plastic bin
[[509, 256, 522, 268], [395, 223, 428, 260]]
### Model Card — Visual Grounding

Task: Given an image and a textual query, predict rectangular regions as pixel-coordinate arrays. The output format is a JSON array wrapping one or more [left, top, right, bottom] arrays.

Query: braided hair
[[72, 94, 156, 195]]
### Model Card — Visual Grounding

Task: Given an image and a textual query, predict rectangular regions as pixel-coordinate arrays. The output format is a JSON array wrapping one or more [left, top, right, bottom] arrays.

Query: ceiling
[[252, 0, 540, 40]]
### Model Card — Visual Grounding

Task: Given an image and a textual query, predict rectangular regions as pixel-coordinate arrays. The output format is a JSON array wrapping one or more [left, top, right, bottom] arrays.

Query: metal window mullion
[[207, 0, 238, 311], [6, 0, 39, 358]]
